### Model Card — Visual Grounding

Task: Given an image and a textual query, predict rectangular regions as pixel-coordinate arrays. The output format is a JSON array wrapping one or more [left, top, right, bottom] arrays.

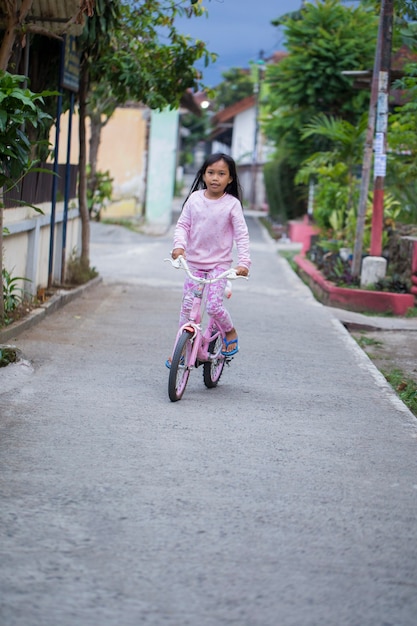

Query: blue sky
[[175, 0, 304, 87]]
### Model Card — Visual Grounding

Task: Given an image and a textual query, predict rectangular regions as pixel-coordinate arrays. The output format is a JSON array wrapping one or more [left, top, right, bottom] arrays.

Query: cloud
[[176, 0, 301, 86]]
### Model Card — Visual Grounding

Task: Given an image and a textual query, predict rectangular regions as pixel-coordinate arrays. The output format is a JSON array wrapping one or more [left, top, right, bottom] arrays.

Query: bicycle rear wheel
[[203, 330, 225, 388], [168, 330, 193, 402]]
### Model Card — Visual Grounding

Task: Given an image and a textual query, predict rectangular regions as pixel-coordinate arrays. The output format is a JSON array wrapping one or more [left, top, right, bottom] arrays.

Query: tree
[[396, 0, 417, 20], [75, 0, 120, 272], [387, 61, 417, 223], [87, 0, 214, 197], [76, 0, 215, 269], [179, 111, 208, 168], [263, 0, 378, 191], [214, 68, 254, 110]]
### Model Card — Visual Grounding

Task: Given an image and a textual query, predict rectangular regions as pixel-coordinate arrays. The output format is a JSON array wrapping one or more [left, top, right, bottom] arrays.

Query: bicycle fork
[[171, 320, 223, 370]]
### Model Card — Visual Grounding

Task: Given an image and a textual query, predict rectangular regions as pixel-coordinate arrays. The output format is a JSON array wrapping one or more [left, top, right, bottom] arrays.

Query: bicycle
[[165, 255, 247, 402]]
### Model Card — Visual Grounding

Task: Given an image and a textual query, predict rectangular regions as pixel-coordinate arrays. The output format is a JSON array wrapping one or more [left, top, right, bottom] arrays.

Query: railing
[[3, 163, 78, 208]]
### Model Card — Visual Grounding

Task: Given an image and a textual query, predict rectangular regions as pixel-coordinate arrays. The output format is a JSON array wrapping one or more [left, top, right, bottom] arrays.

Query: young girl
[[169, 152, 251, 364]]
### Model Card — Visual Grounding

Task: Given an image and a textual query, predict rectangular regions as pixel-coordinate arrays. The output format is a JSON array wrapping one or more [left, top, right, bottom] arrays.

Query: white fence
[[3, 203, 81, 297]]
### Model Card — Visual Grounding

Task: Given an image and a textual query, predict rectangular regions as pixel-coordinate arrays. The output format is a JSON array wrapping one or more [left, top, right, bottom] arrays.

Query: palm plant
[[295, 113, 368, 240]]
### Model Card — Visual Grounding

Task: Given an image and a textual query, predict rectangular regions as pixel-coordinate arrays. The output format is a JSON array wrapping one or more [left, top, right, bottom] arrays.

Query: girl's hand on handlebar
[[235, 265, 249, 277], [172, 248, 185, 260]]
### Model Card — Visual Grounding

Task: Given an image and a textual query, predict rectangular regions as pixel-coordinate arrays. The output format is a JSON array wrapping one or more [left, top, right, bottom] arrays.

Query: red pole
[[370, 187, 384, 255]]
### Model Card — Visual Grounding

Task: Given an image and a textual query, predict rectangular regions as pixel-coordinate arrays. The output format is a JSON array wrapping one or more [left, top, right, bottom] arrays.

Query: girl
[[169, 152, 251, 364]]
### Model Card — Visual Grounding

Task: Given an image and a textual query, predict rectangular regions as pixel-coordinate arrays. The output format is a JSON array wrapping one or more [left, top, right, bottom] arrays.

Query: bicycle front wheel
[[203, 330, 225, 389], [168, 330, 193, 402]]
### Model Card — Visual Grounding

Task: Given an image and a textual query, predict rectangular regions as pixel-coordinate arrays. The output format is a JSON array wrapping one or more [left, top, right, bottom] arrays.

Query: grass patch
[[355, 335, 383, 349], [65, 248, 98, 286], [279, 250, 297, 261], [258, 216, 276, 240], [258, 216, 289, 241], [279, 250, 298, 272], [101, 217, 144, 233], [382, 368, 417, 416], [0, 347, 18, 368], [360, 308, 417, 319]]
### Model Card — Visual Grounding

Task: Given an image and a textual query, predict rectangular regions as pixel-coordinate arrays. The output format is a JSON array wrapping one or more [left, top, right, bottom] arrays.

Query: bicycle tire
[[168, 330, 193, 402], [203, 330, 225, 389]]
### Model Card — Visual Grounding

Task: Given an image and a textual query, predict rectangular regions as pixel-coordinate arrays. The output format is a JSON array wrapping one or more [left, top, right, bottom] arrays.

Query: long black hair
[[182, 152, 243, 207]]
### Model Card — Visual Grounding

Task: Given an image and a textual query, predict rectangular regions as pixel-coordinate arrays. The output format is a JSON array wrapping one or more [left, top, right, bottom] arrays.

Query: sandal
[[221, 337, 239, 356], [165, 356, 185, 369]]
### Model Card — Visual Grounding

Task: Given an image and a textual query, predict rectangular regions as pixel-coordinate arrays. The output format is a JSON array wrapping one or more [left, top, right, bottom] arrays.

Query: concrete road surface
[[1, 216, 417, 626]]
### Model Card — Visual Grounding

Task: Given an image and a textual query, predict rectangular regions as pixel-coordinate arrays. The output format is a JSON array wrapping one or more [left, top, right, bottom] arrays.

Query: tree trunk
[[87, 111, 104, 218], [0, 0, 34, 71], [78, 60, 90, 268], [0, 25, 18, 71], [89, 111, 102, 185]]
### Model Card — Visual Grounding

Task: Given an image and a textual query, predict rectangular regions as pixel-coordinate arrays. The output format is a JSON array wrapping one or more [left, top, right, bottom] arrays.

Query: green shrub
[[87, 168, 113, 222], [2, 268, 30, 322], [66, 250, 98, 285], [263, 158, 305, 222], [0, 347, 18, 367]]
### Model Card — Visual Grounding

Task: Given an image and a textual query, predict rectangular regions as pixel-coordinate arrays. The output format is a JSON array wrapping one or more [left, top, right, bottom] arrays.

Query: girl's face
[[202, 159, 233, 199]]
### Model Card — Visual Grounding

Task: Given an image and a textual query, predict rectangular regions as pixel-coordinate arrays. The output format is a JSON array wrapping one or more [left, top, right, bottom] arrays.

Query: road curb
[[327, 305, 417, 332], [0, 276, 102, 344]]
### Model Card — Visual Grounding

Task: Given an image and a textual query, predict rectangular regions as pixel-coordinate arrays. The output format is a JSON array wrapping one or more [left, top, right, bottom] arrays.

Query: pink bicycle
[[165, 255, 247, 402]]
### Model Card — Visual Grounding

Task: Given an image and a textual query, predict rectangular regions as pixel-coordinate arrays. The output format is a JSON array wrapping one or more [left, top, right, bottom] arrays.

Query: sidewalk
[[329, 305, 417, 331]]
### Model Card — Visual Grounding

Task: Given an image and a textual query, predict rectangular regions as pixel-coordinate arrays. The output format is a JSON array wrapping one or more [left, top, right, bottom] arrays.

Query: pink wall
[[288, 217, 319, 253]]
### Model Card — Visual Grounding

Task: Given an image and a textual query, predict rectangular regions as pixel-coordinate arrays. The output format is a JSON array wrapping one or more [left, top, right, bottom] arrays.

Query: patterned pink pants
[[179, 265, 233, 333]]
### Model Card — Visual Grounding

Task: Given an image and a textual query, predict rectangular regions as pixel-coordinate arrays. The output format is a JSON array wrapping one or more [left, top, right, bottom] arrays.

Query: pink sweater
[[173, 190, 251, 270]]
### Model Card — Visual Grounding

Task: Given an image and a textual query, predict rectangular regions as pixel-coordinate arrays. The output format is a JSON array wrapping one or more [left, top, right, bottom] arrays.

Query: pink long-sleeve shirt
[[173, 190, 251, 271]]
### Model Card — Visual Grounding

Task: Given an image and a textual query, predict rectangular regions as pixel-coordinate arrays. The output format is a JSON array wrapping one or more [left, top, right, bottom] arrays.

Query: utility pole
[[370, 0, 394, 257], [351, 0, 394, 279], [250, 51, 265, 211]]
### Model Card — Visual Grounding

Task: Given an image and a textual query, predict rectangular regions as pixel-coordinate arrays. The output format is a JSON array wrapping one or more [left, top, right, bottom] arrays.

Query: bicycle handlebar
[[164, 255, 248, 283]]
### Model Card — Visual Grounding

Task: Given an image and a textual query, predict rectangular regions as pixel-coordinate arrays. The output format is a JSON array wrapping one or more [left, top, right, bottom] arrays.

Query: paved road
[[1, 216, 417, 626]]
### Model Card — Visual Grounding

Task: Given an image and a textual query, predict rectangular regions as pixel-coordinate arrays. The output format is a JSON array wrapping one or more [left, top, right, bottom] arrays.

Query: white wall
[[232, 107, 256, 165], [3, 203, 81, 296]]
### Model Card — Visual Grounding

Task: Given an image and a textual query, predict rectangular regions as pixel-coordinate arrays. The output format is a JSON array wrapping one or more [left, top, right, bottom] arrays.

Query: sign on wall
[[62, 35, 80, 92]]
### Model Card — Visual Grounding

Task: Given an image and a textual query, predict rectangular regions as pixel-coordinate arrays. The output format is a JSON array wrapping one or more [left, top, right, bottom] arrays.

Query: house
[[210, 94, 265, 209], [209, 52, 288, 210], [65, 90, 202, 234], [1, 1, 88, 296]]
